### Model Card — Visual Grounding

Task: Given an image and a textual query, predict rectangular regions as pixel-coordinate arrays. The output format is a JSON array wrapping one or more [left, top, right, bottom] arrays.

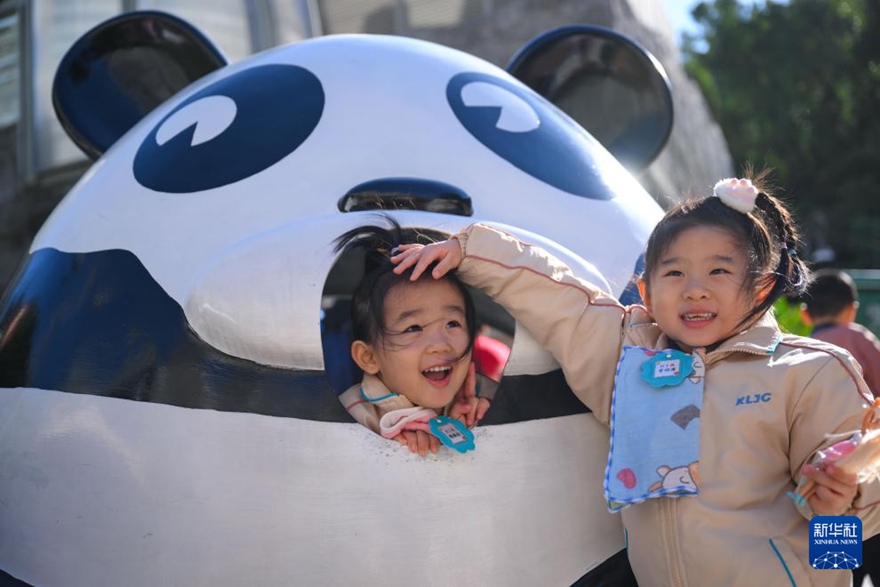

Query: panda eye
[[134, 64, 324, 193], [155, 95, 237, 147], [460, 82, 539, 133], [447, 72, 613, 200]]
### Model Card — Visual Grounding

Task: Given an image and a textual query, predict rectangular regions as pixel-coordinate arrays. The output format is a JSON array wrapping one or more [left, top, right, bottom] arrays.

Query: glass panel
[[139, 0, 251, 61], [318, 0, 396, 34], [0, 9, 18, 207], [0, 13, 19, 128], [34, 0, 119, 172], [405, 0, 467, 28], [275, 0, 311, 44]]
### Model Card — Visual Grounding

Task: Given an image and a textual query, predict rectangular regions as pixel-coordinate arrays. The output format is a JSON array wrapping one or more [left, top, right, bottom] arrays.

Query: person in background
[[802, 268, 880, 587], [802, 269, 880, 397]]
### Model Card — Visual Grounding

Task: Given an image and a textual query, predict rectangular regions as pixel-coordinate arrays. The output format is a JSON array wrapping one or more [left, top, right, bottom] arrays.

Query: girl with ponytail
[[390, 175, 880, 586]]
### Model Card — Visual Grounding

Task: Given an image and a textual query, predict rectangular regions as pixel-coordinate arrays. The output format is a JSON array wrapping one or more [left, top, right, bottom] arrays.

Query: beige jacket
[[456, 223, 880, 587]]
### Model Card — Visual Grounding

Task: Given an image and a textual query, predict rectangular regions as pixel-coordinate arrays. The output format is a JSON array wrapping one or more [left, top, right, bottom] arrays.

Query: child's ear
[[755, 276, 775, 305], [799, 305, 814, 327], [843, 302, 859, 324], [351, 340, 380, 374], [637, 278, 651, 309]]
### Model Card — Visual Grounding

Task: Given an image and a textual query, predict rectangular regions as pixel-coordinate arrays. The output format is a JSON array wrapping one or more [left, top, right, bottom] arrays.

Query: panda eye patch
[[134, 64, 324, 193], [459, 82, 539, 133], [447, 72, 613, 200]]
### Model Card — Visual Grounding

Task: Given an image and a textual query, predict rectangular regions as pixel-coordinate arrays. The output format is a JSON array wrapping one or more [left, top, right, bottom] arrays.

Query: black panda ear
[[507, 25, 673, 171], [52, 10, 228, 160]]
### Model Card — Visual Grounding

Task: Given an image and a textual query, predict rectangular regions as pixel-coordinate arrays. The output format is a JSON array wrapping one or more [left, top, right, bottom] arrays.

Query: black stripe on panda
[[0, 248, 589, 423], [0, 568, 30, 586]]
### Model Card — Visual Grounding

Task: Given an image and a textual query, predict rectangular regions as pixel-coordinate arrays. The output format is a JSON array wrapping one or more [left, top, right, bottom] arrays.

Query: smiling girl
[[334, 219, 488, 456], [391, 176, 880, 586]]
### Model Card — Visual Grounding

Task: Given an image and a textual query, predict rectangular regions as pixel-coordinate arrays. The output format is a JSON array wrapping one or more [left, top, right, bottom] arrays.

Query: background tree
[[683, 0, 880, 268]]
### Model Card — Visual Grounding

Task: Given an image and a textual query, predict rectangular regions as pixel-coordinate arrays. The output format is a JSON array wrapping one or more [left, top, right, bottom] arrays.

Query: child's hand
[[395, 430, 440, 457], [391, 238, 463, 280], [802, 463, 859, 516], [448, 363, 490, 428]]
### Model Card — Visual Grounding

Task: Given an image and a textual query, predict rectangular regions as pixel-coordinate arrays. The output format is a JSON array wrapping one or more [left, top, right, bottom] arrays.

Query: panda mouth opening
[[337, 178, 473, 216]]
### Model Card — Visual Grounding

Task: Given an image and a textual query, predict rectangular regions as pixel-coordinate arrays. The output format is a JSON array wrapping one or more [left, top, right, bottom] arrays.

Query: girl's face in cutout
[[638, 225, 764, 353], [354, 278, 471, 409]]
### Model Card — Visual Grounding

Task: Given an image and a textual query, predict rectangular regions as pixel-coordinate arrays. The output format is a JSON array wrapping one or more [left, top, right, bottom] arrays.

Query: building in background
[[0, 0, 733, 289]]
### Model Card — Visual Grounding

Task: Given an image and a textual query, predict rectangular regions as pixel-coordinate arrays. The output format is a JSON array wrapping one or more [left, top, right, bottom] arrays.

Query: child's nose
[[426, 330, 455, 352], [684, 279, 710, 300]]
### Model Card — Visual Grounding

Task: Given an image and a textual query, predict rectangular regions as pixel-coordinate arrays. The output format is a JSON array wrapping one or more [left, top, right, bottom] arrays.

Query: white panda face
[[34, 35, 659, 303], [0, 30, 662, 587], [23, 33, 662, 384]]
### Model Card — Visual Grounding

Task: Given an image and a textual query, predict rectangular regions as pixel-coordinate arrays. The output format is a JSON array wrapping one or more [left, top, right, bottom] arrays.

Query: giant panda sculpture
[[0, 11, 673, 587]]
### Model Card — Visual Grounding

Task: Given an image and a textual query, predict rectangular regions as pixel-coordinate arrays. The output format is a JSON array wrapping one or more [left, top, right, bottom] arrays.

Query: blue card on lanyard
[[429, 415, 475, 453]]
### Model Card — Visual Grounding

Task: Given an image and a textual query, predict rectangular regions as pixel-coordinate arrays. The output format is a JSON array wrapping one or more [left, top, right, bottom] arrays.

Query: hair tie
[[714, 178, 758, 213]]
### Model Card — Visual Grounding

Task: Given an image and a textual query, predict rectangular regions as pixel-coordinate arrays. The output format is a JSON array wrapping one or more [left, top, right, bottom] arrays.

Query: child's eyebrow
[[393, 304, 465, 323], [391, 308, 424, 324], [659, 254, 737, 266], [710, 254, 737, 264]]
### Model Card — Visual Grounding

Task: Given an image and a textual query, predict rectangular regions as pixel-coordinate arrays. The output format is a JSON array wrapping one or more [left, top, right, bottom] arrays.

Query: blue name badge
[[640, 349, 694, 388], [809, 516, 862, 570], [429, 416, 475, 453]]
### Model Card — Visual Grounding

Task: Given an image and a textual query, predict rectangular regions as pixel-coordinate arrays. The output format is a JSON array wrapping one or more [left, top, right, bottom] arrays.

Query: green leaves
[[684, 0, 880, 268]]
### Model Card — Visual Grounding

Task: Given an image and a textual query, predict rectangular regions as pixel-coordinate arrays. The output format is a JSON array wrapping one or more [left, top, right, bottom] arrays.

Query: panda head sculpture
[[0, 11, 672, 587]]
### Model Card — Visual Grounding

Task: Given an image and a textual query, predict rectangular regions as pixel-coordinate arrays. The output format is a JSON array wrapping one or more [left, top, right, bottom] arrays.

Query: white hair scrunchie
[[714, 177, 758, 213]]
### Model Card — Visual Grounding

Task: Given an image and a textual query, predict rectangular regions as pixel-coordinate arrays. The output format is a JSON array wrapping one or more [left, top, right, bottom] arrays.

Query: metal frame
[[10, 0, 32, 186]]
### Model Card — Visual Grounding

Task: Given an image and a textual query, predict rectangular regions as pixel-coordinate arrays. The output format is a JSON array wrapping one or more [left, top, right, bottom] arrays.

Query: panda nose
[[337, 178, 473, 216]]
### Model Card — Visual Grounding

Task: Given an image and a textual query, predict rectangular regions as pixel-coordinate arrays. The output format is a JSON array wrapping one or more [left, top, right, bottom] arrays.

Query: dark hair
[[642, 174, 811, 329], [333, 215, 476, 357], [802, 269, 858, 320]]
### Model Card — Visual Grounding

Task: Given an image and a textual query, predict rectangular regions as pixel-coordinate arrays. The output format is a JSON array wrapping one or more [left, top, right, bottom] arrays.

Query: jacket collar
[[360, 373, 452, 418], [360, 373, 414, 413], [635, 312, 782, 358], [709, 312, 782, 356]]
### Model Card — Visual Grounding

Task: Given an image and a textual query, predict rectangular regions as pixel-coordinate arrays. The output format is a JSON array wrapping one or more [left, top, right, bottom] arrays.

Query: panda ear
[[52, 11, 228, 160], [507, 25, 674, 171]]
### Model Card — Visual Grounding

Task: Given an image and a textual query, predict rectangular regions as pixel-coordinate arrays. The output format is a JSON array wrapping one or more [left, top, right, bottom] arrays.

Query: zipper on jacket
[[702, 345, 774, 366], [661, 497, 686, 586]]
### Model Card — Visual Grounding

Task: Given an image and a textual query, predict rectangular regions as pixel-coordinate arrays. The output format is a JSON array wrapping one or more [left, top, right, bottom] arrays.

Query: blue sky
[[662, 0, 702, 38]]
